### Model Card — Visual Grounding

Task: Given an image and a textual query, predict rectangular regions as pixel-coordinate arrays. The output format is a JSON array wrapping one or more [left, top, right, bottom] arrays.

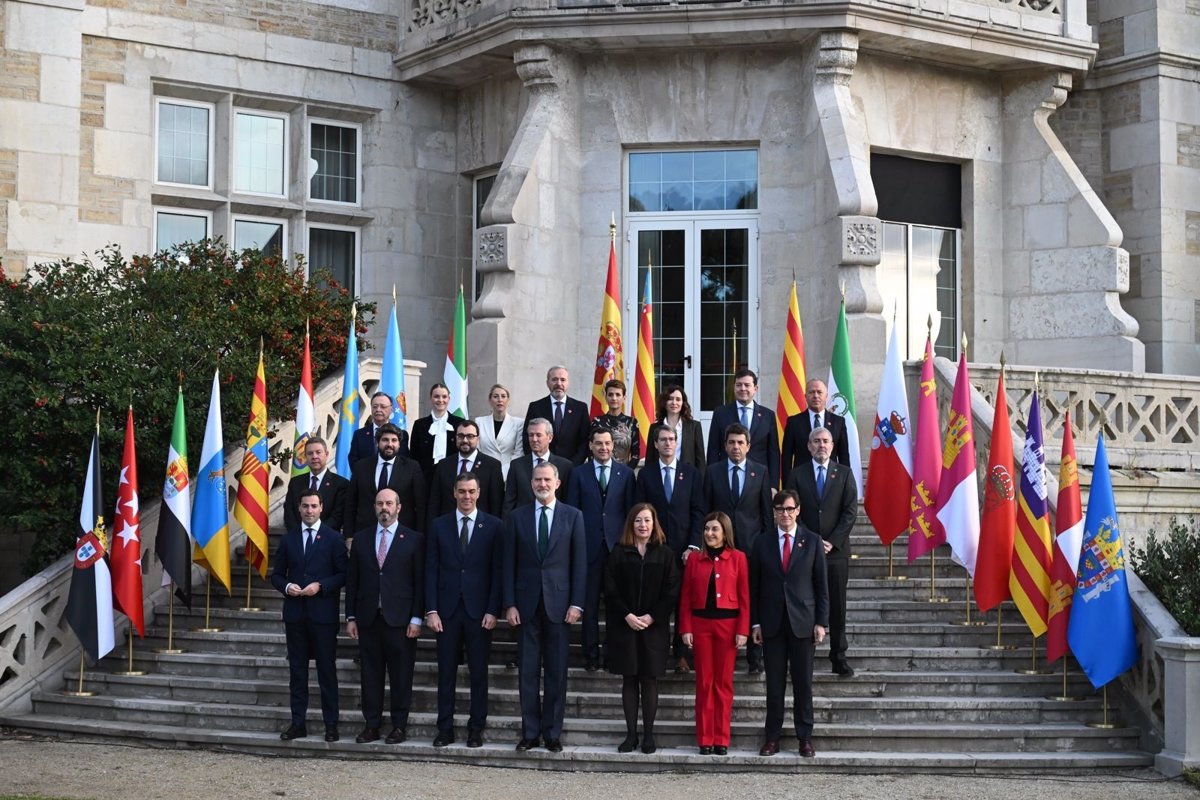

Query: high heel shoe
[[618, 734, 638, 753]]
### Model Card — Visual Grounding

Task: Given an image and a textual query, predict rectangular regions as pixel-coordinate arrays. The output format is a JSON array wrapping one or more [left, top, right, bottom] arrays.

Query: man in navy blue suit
[[706, 369, 781, 488], [270, 489, 347, 742], [504, 462, 587, 752], [522, 366, 591, 464], [566, 428, 635, 671], [425, 472, 504, 748], [349, 392, 408, 467]]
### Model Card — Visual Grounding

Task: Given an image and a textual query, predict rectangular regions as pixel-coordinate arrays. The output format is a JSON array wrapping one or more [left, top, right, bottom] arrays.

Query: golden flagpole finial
[[892, 299, 898, 326], [1034, 371, 1040, 392], [305, 317, 310, 337], [609, 212, 616, 242], [351, 302, 357, 321], [999, 350, 1006, 371], [840, 281, 846, 301], [926, 314, 933, 336], [392, 284, 397, 303], [961, 332, 968, 358]]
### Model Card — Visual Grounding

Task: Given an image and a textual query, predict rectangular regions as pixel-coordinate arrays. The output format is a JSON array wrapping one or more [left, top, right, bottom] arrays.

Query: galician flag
[[974, 368, 1016, 611], [290, 322, 315, 478], [631, 272, 656, 457], [155, 387, 193, 606], [66, 426, 115, 664], [864, 322, 912, 546], [590, 237, 624, 419], [444, 285, 468, 419], [907, 336, 944, 563], [110, 407, 145, 637], [826, 297, 862, 495], [936, 352, 980, 576], [774, 281, 808, 445], [234, 351, 270, 579], [334, 307, 360, 476], [192, 369, 232, 593], [381, 289, 409, 430], [1010, 388, 1054, 637], [1047, 411, 1084, 663]]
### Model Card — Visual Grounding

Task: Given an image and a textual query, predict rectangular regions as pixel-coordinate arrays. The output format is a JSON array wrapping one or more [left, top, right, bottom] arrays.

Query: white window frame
[[232, 214, 288, 256], [307, 118, 362, 207], [625, 147, 760, 218], [232, 109, 289, 198], [154, 98, 215, 190], [153, 207, 212, 252], [879, 220, 962, 361], [306, 222, 360, 292]]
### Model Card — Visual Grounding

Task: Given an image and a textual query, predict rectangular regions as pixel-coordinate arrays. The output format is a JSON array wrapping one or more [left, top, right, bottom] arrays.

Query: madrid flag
[[110, 407, 145, 637]]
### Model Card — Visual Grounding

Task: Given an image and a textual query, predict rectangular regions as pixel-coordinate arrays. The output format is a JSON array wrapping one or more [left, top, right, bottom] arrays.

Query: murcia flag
[[974, 369, 1016, 611], [66, 429, 116, 664]]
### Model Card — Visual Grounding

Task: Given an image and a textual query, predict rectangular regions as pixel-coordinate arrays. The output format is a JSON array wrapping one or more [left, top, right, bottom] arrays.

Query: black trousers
[[582, 551, 607, 662], [827, 557, 849, 664], [762, 629, 815, 740], [284, 620, 339, 727], [357, 617, 416, 730]]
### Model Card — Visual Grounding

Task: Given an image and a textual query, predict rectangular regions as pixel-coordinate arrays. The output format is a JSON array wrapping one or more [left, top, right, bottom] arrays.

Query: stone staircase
[[1, 515, 1155, 773]]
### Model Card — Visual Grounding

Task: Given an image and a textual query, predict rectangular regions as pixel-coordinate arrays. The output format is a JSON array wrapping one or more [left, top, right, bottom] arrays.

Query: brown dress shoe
[[759, 740, 780, 757], [799, 738, 816, 757], [385, 727, 407, 744], [355, 727, 380, 744]]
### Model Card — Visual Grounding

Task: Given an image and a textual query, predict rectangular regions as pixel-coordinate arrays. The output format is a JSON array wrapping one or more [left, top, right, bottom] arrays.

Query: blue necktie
[[817, 464, 826, 497], [739, 405, 749, 429], [663, 466, 673, 501]]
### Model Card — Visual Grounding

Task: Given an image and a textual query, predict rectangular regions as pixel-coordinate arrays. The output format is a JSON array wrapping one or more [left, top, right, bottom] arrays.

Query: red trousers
[[691, 616, 738, 747]]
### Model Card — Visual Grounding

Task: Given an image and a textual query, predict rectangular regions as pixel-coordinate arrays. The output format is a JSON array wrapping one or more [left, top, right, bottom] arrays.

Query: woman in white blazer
[[475, 383, 524, 479]]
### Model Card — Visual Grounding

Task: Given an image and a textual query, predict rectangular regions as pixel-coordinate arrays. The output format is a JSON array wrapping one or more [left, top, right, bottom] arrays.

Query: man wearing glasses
[[427, 420, 504, 528]]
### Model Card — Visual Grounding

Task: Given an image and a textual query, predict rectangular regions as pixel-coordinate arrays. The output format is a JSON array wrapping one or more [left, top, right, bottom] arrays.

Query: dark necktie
[[817, 464, 826, 496], [731, 464, 741, 502], [460, 516, 471, 555], [536, 456, 544, 467], [304, 527, 314, 555], [598, 464, 608, 492], [378, 461, 391, 492], [538, 506, 550, 559], [663, 466, 673, 501], [554, 401, 564, 431], [739, 405, 750, 429], [459, 458, 469, 475], [782, 532, 792, 572], [310, 474, 318, 490], [814, 413, 822, 430]]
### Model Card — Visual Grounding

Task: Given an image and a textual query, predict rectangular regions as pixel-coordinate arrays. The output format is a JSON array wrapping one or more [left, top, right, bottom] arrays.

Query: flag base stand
[[949, 577, 987, 626], [882, 545, 908, 580], [1046, 661, 1082, 702], [1086, 685, 1118, 729], [1014, 633, 1054, 675], [237, 561, 262, 612], [923, 550, 949, 602], [62, 654, 97, 697], [112, 630, 147, 677], [192, 578, 223, 633], [986, 607, 1018, 650], [154, 587, 185, 655]]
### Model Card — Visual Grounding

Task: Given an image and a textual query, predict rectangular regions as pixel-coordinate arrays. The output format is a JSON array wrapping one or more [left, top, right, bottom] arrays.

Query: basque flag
[[66, 428, 116, 664]]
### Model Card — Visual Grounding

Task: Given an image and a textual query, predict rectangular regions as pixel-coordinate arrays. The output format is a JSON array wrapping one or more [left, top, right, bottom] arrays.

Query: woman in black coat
[[645, 384, 705, 471], [603, 502, 681, 754]]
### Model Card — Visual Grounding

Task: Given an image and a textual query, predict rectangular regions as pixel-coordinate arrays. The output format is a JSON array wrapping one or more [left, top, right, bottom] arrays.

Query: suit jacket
[[282, 471, 349, 534], [785, 459, 857, 560], [345, 454, 428, 537], [269, 522, 347, 625], [348, 422, 410, 469], [503, 453, 573, 516], [475, 414, 524, 479], [409, 413, 467, 481], [706, 401, 781, 488], [749, 525, 829, 639], [523, 395, 590, 464], [645, 419, 705, 471], [781, 409, 851, 476], [635, 461, 706, 556], [503, 502, 588, 621], [426, 450, 505, 528], [678, 546, 750, 636], [566, 459, 636, 563], [703, 457, 773, 554], [345, 522, 425, 627], [425, 510, 503, 620]]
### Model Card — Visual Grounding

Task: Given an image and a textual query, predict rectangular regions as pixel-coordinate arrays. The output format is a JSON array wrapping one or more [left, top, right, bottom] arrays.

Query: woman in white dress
[[474, 383, 524, 479]]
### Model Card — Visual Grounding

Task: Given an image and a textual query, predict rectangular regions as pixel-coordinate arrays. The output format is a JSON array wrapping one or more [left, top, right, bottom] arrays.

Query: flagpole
[[239, 560, 261, 612], [950, 576, 985, 625], [156, 585, 184, 654], [1015, 633, 1053, 675], [987, 605, 1016, 651], [1087, 684, 1117, 729], [195, 573, 221, 633], [1047, 658, 1081, 702], [925, 549, 948, 603], [883, 544, 907, 581], [63, 653, 96, 697]]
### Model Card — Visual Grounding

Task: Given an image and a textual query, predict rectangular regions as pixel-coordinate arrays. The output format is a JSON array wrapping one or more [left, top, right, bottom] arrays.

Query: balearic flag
[[631, 272, 655, 457], [192, 369, 232, 592], [774, 281, 808, 446], [974, 369, 1016, 611], [110, 407, 144, 637], [936, 352, 980, 576], [334, 308, 360, 476], [234, 351, 270, 579], [590, 238, 624, 419], [907, 337, 944, 562], [864, 322, 912, 545], [1010, 388, 1054, 637], [290, 323, 315, 478], [1047, 411, 1084, 663], [380, 291, 409, 430], [155, 388, 193, 606], [826, 297, 862, 495], [66, 427, 116, 663], [444, 285, 469, 419], [1067, 434, 1138, 687]]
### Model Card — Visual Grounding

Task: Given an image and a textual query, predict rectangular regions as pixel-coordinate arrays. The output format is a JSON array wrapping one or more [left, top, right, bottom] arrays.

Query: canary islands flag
[[192, 369, 231, 592]]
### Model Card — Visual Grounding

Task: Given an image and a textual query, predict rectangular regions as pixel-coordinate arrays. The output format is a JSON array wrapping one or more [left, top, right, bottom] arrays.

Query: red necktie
[[782, 532, 792, 572]]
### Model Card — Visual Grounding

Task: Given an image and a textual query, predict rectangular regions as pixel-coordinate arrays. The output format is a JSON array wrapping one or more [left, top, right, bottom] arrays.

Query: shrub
[[1129, 516, 1200, 636]]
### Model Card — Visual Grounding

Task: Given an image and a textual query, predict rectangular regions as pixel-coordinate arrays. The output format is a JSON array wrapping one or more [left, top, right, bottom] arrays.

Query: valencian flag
[[110, 407, 145, 637], [1047, 412, 1084, 663], [907, 336, 944, 562], [1010, 388, 1054, 637], [334, 307, 360, 476], [1067, 434, 1138, 687], [234, 352, 270, 578], [936, 352, 980, 576], [290, 323, 315, 478], [864, 323, 912, 545], [444, 285, 469, 419], [381, 290, 409, 430], [827, 298, 862, 495], [192, 369, 232, 592], [974, 369, 1016, 611], [631, 272, 655, 456], [155, 388, 193, 606], [66, 427, 116, 663], [775, 281, 808, 446], [590, 238, 624, 419]]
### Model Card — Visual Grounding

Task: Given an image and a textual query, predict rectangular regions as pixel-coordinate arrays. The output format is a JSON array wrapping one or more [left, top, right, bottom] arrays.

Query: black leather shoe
[[324, 727, 339, 742], [516, 736, 540, 751], [385, 727, 407, 744], [280, 724, 307, 741], [748, 664, 763, 675], [640, 734, 656, 755], [618, 735, 638, 753], [467, 730, 483, 748], [433, 731, 455, 747], [713, 745, 728, 755], [699, 746, 714, 755], [799, 738, 816, 757], [545, 738, 563, 753], [355, 727, 380, 744], [833, 661, 856, 678], [585, 659, 599, 672], [759, 740, 780, 757]]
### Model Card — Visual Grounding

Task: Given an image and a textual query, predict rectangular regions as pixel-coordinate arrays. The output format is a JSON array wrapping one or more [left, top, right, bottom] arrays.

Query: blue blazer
[[269, 522, 347, 625], [706, 401, 781, 488], [425, 510, 504, 619], [634, 461, 706, 556], [503, 502, 587, 622], [566, 460, 636, 563], [347, 422, 409, 468]]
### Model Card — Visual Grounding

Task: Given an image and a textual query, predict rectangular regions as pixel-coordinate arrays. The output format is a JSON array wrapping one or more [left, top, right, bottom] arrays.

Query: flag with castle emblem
[[935, 352, 980, 575], [590, 237, 624, 419], [907, 337, 944, 562], [155, 387, 193, 606], [864, 322, 911, 545], [66, 427, 115, 663], [1047, 411, 1084, 663]]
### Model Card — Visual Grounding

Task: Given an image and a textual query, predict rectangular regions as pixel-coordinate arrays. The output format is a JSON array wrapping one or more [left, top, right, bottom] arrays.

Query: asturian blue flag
[[1067, 434, 1138, 688], [334, 311, 360, 476], [380, 295, 408, 431]]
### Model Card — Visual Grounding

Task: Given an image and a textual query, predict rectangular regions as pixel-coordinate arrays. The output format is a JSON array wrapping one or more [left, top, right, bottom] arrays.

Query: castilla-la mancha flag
[[864, 323, 912, 545], [907, 336, 944, 562], [974, 369, 1016, 611], [936, 352, 980, 576], [1047, 411, 1084, 663], [590, 238, 624, 419]]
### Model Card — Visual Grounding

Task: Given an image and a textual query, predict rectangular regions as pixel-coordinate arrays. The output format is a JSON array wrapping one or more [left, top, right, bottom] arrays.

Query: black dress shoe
[[698, 746, 714, 755], [385, 727, 407, 744], [585, 659, 599, 672], [545, 738, 563, 753], [324, 727, 339, 742], [640, 734, 656, 755], [617, 735, 638, 753], [280, 724, 307, 741], [799, 738, 816, 757], [713, 745, 728, 756], [355, 727, 380, 744], [467, 730, 483, 748], [516, 736, 540, 751], [759, 740, 780, 757], [433, 731, 455, 747], [832, 661, 856, 678], [748, 665, 763, 675]]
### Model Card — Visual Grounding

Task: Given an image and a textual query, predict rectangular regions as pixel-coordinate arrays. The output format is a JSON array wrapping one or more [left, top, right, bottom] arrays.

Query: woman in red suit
[[679, 511, 749, 755]]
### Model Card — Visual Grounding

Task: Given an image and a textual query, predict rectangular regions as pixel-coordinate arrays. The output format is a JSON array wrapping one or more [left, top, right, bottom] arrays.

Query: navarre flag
[[1068, 434, 1138, 688], [66, 428, 116, 664], [444, 285, 469, 419], [590, 239, 625, 419], [155, 388, 193, 607], [192, 369, 232, 592], [907, 337, 944, 562], [234, 352, 270, 579], [1047, 411, 1084, 663], [290, 323, 315, 478], [381, 292, 409, 430], [775, 281, 808, 445], [826, 298, 862, 495], [974, 369, 1016, 611], [631, 272, 656, 457], [936, 352, 980, 576], [1010, 389, 1054, 637], [110, 407, 145, 637], [864, 323, 912, 545], [334, 309, 360, 476]]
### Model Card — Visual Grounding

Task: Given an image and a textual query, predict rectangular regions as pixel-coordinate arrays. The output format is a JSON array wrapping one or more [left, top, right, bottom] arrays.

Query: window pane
[[156, 212, 207, 251], [627, 149, 758, 214], [235, 113, 285, 195], [474, 174, 496, 229], [310, 123, 358, 203], [157, 102, 209, 186], [309, 227, 356, 293], [698, 227, 749, 411], [628, 153, 660, 184], [234, 220, 284, 256]]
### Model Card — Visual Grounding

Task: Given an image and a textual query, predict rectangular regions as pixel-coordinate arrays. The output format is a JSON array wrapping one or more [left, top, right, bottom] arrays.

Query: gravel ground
[[1, 735, 1195, 800]]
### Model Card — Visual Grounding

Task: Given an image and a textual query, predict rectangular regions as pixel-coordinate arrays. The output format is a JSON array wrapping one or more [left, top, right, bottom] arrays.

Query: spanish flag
[[590, 237, 624, 419]]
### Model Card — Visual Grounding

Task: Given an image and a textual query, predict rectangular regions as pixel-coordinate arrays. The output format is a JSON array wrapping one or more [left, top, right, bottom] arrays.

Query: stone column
[[1155, 637, 1200, 777]]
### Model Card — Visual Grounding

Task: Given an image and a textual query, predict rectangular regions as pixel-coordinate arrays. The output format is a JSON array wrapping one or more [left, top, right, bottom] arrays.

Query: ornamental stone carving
[[841, 216, 880, 263], [477, 226, 508, 270], [408, 0, 483, 33]]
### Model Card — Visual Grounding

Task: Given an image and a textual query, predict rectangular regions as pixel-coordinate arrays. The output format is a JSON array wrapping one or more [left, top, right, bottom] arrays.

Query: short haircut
[[734, 368, 758, 385], [773, 489, 801, 508], [546, 365, 568, 379], [527, 417, 553, 435], [376, 422, 404, 442], [370, 391, 393, 404], [298, 488, 322, 504], [604, 378, 627, 394], [589, 427, 614, 443], [456, 419, 480, 436], [532, 461, 560, 480], [702, 510, 735, 549], [808, 425, 833, 444], [305, 435, 328, 451], [454, 471, 480, 489], [724, 423, 750, 443]]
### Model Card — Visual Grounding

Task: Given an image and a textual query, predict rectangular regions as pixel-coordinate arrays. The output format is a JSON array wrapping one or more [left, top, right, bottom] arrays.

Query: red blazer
[[678, 547, 750, 638]]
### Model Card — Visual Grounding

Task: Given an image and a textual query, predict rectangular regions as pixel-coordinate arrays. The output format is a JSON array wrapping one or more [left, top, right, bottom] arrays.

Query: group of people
[[271, 364, 857, 757]]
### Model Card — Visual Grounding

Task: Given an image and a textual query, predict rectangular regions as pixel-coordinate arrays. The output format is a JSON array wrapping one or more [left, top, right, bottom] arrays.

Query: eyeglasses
[[456, 433, 479, 440], [773, 506, 799, 514]]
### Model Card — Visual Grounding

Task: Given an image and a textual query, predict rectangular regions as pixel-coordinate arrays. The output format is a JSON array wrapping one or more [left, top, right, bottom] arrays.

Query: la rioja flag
[[66, 426, 116, 663], [110, 407, 145, 637], [864, 322, 912, 545]]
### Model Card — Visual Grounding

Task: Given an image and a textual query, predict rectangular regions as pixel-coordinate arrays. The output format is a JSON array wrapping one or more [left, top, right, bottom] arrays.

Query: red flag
[[907, 337, 944, 562], [974, 370, 1016, 611], [590, 238, 624, 419], [865, 323, 912, 545], [110, 407, 145, 637], [234, 352, 270, 578], [936, 354, 980, 575], [1047, 411, 1083, 662]]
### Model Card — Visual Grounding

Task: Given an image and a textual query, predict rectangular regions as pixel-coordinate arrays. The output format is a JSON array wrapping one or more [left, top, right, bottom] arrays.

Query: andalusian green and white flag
[[444, 285, 468, 418], [827, 299, 863, 495]]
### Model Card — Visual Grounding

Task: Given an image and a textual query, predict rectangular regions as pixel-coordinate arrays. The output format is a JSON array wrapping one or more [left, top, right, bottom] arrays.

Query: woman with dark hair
[[603, 503, 680, 754], [409, 382, 466, 480], [645, 384, 705, 471], [679, 511, 749, 755], [591, 378, 640, 466]]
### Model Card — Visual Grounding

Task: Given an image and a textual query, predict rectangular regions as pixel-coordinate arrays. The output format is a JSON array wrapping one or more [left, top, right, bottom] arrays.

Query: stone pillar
[[1155, 637, 1200, 777]]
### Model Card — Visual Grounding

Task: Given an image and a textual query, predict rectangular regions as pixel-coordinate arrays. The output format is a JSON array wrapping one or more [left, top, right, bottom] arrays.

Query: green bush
[[0, 241, 375, 576], [1130, 516, 1200, 636]]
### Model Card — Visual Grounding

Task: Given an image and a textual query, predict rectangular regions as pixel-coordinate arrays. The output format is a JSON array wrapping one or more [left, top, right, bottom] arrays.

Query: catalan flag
[[334, 307, 360, 476], [774, 281, 807, 445], [234, 351, 270, 578], [192, 369, 232, 593], [290, 322, 315, 478], [590, 237, 624, 419], [974, 369, 1016, 611], [631, 272, 655, 457], [1010, 388, 1053, 637], [907, 336, 944, 563], [1047, 411, 1083, 663]]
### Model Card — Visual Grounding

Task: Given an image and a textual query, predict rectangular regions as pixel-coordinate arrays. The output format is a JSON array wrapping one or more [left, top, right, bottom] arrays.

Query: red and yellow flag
[[234, 351, 270, 578], [1010, 389, 1054, 637], [590, 238, 624, 419], [631, 273, 655, 458], [775, 281, 807, 444], [1047, 411, 1083, 662], [974, 369, 1016, 611]]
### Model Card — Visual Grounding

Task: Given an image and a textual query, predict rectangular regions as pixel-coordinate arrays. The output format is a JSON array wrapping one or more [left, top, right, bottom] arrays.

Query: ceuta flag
[[907, 337, 944, 562], [1010, 389, 1054, 637], [974, 370, 1016, 611], [631, 272, 656, 457], [590, 238, 624, 419], [774, 281, 807, 446], [234, 351, 270, 579], [1047, 411, 1084, 663], [864, 323, 912, 545], [936, 353, 980, 576], [66, 428, 115, 664], [110, 407, 145, 637]]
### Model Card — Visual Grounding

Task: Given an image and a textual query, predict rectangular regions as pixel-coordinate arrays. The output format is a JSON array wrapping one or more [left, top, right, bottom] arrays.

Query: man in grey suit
[[503, 462, 587, 753], [504, 418, 571, 515]]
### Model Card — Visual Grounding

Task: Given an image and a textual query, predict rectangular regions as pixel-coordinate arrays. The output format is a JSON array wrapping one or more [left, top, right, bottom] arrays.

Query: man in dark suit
[[504, 462, 587, 752], [345, 487, 425, 745], [504, 418, 572, 515], [283, 437, 348, 534], [705, 369, 781, 488], [427, 419, 504, 526], [703, 423, 773, 673], [425, 472, 504, 748], [749, 489, 829, 758], [566, 428, 635, 671], [345, 423, 427, 540], [348, 392, 409, 467], [410, 383, 467, 481], [785, 425, 858, 677], [781, 378, 851, 476], [271, 489, 347, 742], [522, 366, 590, 464]]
